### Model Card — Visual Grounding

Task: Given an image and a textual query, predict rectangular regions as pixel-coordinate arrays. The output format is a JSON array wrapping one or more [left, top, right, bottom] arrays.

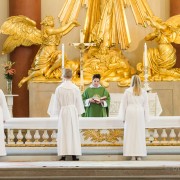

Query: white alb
[[53, 81, 85, 156], [0, 89, 11, 156], [119, 87, 149, 157]]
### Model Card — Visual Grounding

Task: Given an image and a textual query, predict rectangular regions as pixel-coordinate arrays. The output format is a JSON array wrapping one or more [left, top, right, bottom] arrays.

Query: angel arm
[[147, 16, 167, 31], [46, 21, 80, 36]]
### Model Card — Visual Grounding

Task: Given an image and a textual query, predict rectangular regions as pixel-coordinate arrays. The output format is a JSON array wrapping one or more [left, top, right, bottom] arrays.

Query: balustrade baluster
[[25, 130, 32, 145], [169, 128, 177, 144], [160, 129, 168, 145], [153, 129, 160, 145], [148, 129, 154, 144], [9, 129, 15, 145], [16, 130, 24, 145], [42, 130, 49, 145], [51, 130, 57, 145], [34, 130, 41, 145]]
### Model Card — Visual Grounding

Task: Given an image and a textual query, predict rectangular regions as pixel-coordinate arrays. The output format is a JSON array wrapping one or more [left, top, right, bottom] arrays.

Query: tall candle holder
[[144, 66, 152, 92], [61, 43, 65, 70], [143, 43, 151, 92]]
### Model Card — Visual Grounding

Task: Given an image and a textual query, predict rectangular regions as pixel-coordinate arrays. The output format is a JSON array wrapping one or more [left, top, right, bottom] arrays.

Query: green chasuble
[[82, 86, 110, 117]]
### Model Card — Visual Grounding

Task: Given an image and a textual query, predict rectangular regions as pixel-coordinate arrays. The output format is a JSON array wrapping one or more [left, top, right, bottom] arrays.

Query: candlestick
[[62, 43, 65, 69], [80, 29, 84, 43], [144, 43, 148, 67], [143, 43, 151, 92]]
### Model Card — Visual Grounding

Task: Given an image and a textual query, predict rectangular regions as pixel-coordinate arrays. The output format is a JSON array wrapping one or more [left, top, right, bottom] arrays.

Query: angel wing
[[58, 0, 153, 49], [166, 15, 180, 44], [58, 0, 84, 25], [0, 15, 42, 54]]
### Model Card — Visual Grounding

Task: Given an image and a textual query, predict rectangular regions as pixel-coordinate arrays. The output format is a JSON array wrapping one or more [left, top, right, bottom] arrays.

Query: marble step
[[0, 161, 180, 179]]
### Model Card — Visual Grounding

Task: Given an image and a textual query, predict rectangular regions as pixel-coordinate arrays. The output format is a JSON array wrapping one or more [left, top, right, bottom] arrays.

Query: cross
[[70, 29, 96, 92]]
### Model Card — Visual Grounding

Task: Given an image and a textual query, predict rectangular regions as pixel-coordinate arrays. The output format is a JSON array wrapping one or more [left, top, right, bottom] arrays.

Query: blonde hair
[[62, 68, 72, 79], [130, 75, 141, 96]]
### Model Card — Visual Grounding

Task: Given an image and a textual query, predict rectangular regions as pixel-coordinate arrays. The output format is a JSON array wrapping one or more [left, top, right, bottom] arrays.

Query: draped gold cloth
[[59, 0, 153, 49]]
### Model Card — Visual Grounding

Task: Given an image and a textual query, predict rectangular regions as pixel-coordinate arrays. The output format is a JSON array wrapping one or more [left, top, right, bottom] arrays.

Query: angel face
[[41, 16, 54, 27]]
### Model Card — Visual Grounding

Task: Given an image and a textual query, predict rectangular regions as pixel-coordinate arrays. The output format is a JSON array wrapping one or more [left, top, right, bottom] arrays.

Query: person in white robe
[[119, 75, 149, 161], [0, 89, 11, 156], [53, 68, 85, 161]]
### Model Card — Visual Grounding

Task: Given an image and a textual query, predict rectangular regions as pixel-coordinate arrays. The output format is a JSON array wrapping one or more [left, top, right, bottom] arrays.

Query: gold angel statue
[[137, 15, 180, 81], [0, 15, 79, 87]]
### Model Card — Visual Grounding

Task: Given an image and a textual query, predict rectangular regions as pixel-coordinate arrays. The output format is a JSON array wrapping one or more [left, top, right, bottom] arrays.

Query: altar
[[29, 81, 180, 117]]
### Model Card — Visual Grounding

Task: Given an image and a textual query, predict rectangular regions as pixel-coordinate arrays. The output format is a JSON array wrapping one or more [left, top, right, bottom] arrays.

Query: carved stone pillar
[[170, 0, 180, 68], [9, 0, 41, 117]]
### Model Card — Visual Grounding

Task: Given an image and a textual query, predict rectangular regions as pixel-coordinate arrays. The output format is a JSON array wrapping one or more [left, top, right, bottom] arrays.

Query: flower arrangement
[[2, 60, 16, 80]]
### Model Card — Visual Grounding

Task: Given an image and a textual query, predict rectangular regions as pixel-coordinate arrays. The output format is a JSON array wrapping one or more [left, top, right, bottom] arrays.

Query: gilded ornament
[[81, 129, 123, 143], [0, 0, 155, 87], [0, 15, 80, 87], [83, 45, 136, 87], [58, 0, 153, 86], [137, 15, 180, 81], [60, 0, 153, 49]]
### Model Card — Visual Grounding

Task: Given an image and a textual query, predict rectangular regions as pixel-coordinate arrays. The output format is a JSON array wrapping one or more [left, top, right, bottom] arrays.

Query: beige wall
[[0, 0, 9, 92], [0, 0, 170, 92]]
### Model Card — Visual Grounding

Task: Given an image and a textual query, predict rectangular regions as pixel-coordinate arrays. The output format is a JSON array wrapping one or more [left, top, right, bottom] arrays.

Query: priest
[[0, 89, 11, 156], [82, 74, 110, 117]]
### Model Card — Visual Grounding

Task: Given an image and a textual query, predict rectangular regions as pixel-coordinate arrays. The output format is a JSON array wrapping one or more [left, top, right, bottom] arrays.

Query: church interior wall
[[0, 0, 173, 116]]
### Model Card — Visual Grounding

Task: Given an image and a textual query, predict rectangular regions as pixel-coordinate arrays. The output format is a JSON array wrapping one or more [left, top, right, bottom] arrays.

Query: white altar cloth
[[48, 93, 162, 117]]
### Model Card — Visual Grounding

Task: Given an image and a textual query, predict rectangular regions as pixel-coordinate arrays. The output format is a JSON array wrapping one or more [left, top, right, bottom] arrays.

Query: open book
[[92, 95, 107, 102]]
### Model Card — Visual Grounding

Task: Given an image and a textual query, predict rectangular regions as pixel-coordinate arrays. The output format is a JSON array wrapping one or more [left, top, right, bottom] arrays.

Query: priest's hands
[[96, 101, 102, 104], [89, 98, 104, 105], [89, 98, 95, 103], [99, 100, 105, 105]]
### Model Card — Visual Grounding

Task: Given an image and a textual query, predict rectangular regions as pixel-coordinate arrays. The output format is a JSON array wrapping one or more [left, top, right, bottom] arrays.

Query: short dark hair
[[92, 74, 101, 80]]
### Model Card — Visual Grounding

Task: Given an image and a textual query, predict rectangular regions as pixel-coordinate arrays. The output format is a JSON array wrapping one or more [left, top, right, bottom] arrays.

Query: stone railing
[[3, 116, 180, 147]]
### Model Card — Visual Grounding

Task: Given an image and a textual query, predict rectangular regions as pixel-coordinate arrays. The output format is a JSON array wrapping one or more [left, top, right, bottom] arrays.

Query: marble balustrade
[[3, 116, 180, 147]]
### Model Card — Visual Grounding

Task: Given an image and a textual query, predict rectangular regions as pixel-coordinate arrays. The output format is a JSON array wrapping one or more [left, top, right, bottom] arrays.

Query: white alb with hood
[[53, 81, 85, 156]]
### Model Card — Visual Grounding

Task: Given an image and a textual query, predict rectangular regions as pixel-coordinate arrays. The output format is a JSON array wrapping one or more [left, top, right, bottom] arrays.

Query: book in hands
[[92, 95, 107, 102]]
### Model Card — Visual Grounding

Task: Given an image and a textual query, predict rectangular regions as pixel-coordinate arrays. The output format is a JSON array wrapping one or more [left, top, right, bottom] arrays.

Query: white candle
[[80, 29, 84, 43], [62, 44, 65, 69], [144, 43, 148, 67]]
